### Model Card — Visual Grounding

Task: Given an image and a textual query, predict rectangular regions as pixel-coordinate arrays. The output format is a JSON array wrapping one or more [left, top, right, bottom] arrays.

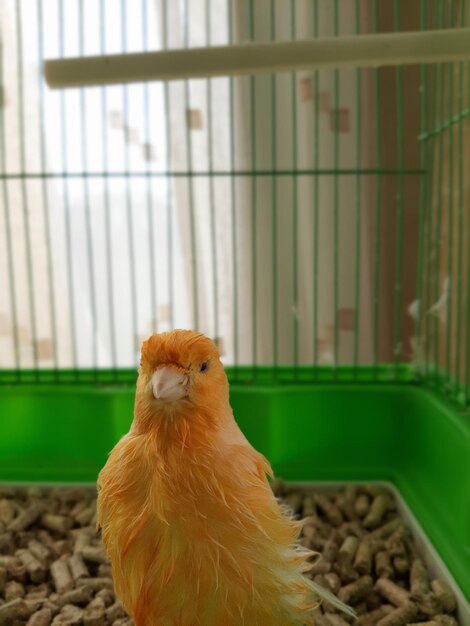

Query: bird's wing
[[217, 415, 273, 481]]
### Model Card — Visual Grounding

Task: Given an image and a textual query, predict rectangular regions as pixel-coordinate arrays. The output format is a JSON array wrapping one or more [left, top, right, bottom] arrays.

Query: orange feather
[[97, 330, 352, 625]]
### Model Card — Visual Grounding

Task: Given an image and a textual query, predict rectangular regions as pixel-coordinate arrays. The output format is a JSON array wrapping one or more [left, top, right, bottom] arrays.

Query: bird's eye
[[199, 361, 209, 373]]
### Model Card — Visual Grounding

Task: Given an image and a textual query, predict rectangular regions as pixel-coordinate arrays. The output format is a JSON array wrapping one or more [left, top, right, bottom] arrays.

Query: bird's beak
[[151, 367, 188, 401]]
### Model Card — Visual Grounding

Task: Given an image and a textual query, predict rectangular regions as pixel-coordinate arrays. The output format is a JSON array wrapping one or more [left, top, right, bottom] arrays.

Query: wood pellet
[[0, 484, 460, 625], [279, 484, 460, 626], [0, 487, 130, 626]]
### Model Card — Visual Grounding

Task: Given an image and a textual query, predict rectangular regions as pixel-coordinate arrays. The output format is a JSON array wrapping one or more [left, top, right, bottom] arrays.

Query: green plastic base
[[0, 381, 468, 600]]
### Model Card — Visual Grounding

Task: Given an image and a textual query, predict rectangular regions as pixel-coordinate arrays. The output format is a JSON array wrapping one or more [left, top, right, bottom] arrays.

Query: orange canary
[[97, 330, 353, 625]]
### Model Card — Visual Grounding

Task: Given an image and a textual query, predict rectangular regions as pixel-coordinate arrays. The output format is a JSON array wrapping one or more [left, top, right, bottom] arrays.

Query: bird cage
[[0, 0, 469, 619]]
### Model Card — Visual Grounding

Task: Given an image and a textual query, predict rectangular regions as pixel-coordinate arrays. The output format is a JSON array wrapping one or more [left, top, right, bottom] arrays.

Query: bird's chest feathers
[[120, 433, 231, 528], [107, 421, 263, 556]]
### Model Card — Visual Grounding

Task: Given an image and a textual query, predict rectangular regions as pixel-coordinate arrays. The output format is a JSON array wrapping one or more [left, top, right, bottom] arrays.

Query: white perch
[[44, 28, 470, 88]]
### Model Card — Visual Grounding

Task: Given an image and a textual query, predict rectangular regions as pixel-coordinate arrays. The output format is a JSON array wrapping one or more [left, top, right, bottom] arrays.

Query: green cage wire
[[0, 0, 469, 403]]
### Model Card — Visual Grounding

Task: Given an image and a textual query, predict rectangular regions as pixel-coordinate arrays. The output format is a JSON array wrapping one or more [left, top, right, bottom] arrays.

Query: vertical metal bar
[[270, 0, 278, 379], [333, 0, 340, 375], [353, 0, 361, 375], [372, 0, 381, 376], [183, 0, 199, 330], [445, 1, 455, 391], [433, 2, 446, 386], [466, 71, 470, 404], [59, 0, 78, 375], [433, 127, 443, 385], [162, 0, 174, 329], [416, 0, 428, 383], [466, 206, 470, 404], [291, 0, 299, 375], [37, 0, 59, 378], [79, 0, 97, 377], [121, 0, 138, 364], [99, 0, 117, 375], [16, 0, 39, 376], [143, 0, 157, 334], [248, 0, 257, 377], [463, 3, 470, 404], [0, 39, 20, 378], [392, 0, 404, 379], [206, 0, 218, 343], [312, 0, 319, 378], [423, 7, 441, 382], [229, 0, 239, 377], [455, 0, 465, 395], [433, 3, 445, 385], [466, 36, 470, 404]]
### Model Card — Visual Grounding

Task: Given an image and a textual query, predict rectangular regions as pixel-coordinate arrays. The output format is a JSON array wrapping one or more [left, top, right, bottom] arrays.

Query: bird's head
[[135, 330, 229, 428]]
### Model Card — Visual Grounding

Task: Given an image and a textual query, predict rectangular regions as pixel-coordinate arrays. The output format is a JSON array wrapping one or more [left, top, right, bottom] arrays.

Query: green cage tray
[[0, 381, 469, 614]]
